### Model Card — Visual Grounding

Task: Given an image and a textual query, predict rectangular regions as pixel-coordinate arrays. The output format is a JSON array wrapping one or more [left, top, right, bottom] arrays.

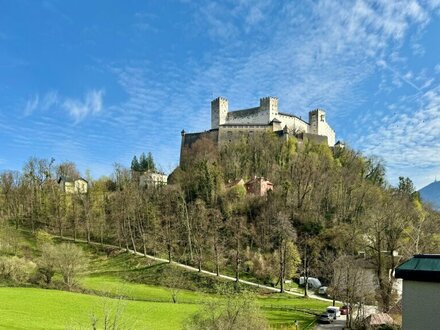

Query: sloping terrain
[[419, 180, 440, 209]]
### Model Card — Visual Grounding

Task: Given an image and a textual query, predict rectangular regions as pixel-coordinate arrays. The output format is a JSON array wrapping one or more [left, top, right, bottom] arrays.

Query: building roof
[[278, 112, 309, 125], [57, 176, 88, 184], [364, 313, 394, 326], [395, 254, 440, 282], [227, 107, 261, 120]]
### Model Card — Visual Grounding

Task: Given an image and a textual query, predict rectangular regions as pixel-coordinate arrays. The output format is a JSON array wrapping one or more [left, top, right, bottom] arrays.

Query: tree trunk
[[280, 242, 285, 293]]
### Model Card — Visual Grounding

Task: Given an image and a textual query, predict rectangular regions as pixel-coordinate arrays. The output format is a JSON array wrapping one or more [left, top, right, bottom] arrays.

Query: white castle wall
[[211, 97, 336, 146], [277, 114, 310, 133], [318, 122, 335, 146]]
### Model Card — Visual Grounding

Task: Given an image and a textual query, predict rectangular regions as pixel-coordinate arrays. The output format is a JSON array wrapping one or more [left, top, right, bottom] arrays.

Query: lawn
[[0, 232, 331, 329], [81, 274, 208, 304], [79, 272, 329, 329], [0, 287, 198, 330]]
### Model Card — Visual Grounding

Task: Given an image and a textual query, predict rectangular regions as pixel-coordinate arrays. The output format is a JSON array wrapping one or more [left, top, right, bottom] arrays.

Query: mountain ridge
[[419, 180, 440, 209]]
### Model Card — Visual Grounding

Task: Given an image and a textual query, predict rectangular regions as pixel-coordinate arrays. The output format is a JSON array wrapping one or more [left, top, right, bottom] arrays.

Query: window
[[320, 114, 325, 122]]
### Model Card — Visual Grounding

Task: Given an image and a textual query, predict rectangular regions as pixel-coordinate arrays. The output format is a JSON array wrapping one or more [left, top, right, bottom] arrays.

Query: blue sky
[[1, 0, 440, 189]]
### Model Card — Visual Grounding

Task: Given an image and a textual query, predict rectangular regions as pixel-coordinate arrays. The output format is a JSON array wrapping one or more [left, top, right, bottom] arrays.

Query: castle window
[[320, 115, 325, 122]]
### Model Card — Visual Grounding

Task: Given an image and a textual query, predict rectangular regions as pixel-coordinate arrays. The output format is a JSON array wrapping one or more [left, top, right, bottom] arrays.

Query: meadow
[[0, 232, 332, 329]]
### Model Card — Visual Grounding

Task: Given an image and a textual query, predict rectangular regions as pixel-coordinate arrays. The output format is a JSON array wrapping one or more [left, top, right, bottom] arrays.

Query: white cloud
[[24, 94, 39, 115], [359, 84, 440, 186], [23, 90, 102, 122], [41, 91, 59, 110], [62, 89, 104, 122]]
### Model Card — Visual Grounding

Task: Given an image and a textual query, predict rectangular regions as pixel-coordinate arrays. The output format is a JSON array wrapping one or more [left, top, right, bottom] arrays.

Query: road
[[316, 315, 347, 330]]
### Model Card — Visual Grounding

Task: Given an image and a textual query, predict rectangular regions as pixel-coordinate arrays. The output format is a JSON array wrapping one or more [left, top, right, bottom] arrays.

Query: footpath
[[61, 236, 334, 302]]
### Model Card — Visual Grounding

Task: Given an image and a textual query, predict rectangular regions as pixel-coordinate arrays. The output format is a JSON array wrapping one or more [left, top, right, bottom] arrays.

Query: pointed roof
[[270, 118, 281, 124]]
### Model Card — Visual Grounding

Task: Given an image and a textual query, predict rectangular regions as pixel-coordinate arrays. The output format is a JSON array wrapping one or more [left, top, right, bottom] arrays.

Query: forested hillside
[[1, 133, 439, 316]]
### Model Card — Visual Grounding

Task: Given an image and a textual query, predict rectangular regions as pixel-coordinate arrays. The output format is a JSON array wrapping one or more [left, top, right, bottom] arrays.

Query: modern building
[[395, 254, 440, 330]]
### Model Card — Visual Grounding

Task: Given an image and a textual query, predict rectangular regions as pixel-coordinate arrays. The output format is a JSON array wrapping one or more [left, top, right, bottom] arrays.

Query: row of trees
[[1, 133, 439, 316]]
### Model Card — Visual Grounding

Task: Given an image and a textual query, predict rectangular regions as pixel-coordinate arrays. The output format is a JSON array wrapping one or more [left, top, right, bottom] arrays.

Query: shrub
[[0, 256, 36, 283], [184, 291, 268, 330], [35, 230, 53, 246]]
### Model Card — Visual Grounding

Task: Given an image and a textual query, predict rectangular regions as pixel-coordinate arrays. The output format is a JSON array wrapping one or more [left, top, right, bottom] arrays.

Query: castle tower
[[259, 96, 278, 121], [308, 109, 326, 135], [211, 97, 228, 129]]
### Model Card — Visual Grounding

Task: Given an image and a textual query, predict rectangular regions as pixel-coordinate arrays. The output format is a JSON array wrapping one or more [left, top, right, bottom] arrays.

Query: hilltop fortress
[[180, 96, 336, 164]]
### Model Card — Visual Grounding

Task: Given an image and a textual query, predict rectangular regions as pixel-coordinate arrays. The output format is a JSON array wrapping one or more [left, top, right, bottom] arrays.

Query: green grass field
[[0, 287, 198, 330], [0, 230, 332, 329]]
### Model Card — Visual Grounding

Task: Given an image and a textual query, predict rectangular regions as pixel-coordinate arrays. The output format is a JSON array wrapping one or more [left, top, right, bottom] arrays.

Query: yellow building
[[57, 176, 88, 194]]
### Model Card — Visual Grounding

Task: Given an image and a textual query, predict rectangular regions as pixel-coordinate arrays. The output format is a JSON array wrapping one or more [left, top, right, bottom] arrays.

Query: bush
[[184, 291, 268, 330], [35, 230, 53, 246], [0, 256, 36, 283]]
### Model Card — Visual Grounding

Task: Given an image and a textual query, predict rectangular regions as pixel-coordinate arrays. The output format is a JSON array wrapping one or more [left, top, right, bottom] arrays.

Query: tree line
[[1, 133, 439, 317]]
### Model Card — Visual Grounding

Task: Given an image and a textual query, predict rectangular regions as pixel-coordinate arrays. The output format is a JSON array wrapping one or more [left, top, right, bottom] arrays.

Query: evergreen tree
[[146, 152, 156, 172], [131, 155, 140, 172], [139, 152, 148, 171]]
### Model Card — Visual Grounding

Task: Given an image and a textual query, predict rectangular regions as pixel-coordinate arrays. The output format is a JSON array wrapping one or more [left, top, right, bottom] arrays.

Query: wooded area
[[1, 133, 439, 316]]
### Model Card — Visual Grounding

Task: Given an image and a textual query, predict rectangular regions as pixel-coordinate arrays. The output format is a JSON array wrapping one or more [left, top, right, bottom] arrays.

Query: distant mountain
[[419, 181, 440, 209]]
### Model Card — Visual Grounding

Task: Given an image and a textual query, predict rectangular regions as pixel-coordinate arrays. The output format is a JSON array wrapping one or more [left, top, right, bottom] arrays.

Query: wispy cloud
[[24, 94, 39, 115], [104, 0, 439, 177], [62, 89, 104, 122], [377, 60, 423, 92], [355, 83, 440, 188], [5, 0, 440, 183], [41, 91, 59, 110], [23, 90, 104, 122]]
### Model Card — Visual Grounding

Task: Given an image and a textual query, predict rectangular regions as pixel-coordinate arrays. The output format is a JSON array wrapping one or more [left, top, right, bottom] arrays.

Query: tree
[[130, 155, 140, 172], [272, 213, 300, 293], [184, 290, 268, 330], [362, 189, 411, 312], [54, 243, 87, 290], [329, 255, 375, 328], [37, 243, 58, 285], [56, 161, 80, 179]]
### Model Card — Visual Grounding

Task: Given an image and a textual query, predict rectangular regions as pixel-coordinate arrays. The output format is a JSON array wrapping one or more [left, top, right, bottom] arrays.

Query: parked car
[[340, 304, 351, 315], [318, 286, 328, 295], [317, 313, 333, 324], [326, 306, 341, 319]]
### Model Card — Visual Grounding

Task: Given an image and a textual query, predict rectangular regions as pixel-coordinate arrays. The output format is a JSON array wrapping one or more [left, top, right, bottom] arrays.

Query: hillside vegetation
[[1, 133, 439, 328], [0, 230, 329, 329]]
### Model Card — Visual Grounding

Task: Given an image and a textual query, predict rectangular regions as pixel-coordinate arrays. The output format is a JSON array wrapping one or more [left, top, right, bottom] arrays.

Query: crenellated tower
[[259, 96, 278, 121], [211, 97, 228, 129]]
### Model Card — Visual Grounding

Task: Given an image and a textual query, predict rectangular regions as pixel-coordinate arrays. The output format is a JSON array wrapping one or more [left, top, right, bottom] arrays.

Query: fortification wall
[[226, 108, 269, 125], [277, 114, 310, 133], [218, 125, 269, 145], [317, 122, 335, 146]]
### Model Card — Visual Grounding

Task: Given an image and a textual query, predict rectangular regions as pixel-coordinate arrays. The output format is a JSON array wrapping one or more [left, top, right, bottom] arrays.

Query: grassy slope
[[0, 231, 331, 329], [0, 287, 198, 330]]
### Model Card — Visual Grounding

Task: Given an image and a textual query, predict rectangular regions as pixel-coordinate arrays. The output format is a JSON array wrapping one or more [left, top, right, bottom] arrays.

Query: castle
[[180, 96, 336, 164]]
